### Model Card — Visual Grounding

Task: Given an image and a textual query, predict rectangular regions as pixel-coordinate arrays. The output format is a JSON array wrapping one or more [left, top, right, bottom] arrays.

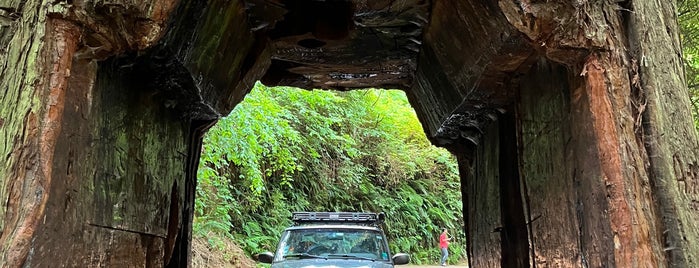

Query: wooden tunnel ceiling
[[246, 0, 430, 90], [242, 0, 536, 146]]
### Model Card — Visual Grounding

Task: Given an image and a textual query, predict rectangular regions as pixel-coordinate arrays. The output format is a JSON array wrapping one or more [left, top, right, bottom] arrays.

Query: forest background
[[191, 1, 699, 266], [193, 84, 464, 266]]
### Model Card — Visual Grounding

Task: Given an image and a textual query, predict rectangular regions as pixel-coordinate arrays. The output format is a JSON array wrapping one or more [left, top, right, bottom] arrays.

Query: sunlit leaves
[[194, 82, 464, 264], [679, 0, 699, 128]]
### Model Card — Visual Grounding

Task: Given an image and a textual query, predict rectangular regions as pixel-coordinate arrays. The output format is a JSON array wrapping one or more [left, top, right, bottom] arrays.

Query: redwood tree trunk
[[1, 1, 77, 264], [1, 0, 698, 267], [0, 1, 187, 266], [628, 0, 699, 265], [1, 0, 261, 266], [495, 0, 699, 266]]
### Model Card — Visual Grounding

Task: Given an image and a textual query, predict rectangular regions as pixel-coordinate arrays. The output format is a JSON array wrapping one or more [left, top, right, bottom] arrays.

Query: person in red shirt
[[439, 228, 451, 266]]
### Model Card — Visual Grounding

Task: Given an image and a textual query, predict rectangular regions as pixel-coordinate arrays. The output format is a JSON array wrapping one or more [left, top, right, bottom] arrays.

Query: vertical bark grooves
[[499, 110, 530, 268], [628, 0, 699, 266], [166, 119, 216, 267], [583, 55, 632, 265], [514, 93, 537, 267], [518, 60, 582, 267], [1, 0, 46, 238], [499, 0, 682, 265], [582, 54, 660, 266], [451, 144, 474, 268], [465, 122, 504, 266], [0, 14, 81, 265], [1, 0, 697, 266], [568, 66, 616, 267]]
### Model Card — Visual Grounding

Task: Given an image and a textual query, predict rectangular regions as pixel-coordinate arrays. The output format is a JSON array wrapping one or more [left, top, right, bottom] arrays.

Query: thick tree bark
[[628, 0, 699, 265], [1, 1, 186, 266], [421, 0, 699, 267], [487, 0, 699, 266], [1, 1, 68, 264], [1, 0, 698, 267], [0, 0, 266, 266]]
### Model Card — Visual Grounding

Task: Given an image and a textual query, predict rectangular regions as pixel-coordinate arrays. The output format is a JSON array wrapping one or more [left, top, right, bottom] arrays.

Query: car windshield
[[274, 228, 391, 262]]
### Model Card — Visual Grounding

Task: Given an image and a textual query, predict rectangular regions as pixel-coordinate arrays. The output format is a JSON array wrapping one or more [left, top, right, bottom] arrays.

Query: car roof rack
[[292, 212, 385, 226]]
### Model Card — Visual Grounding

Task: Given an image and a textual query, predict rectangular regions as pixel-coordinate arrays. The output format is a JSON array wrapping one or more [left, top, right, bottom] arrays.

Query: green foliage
[[679, 0, 699, 128], [195, 82, 464, 264]]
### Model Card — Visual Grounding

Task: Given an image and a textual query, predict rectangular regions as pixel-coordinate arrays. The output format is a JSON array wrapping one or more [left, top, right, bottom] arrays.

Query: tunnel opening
[[78, 0, 547, 266], [188, 83, 467, 265]]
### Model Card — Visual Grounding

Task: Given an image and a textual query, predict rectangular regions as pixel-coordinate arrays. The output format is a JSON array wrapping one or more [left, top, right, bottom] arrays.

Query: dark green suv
[[255, 212, 410, 268]]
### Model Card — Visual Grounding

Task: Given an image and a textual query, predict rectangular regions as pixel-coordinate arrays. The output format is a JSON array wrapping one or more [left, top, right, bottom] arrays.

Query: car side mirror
[[392, 253, 410, 265], [255, 252, 275, 263]]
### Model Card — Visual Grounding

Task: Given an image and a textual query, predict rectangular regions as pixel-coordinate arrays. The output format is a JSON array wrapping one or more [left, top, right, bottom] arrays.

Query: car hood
[[271, 259, 394, 268]]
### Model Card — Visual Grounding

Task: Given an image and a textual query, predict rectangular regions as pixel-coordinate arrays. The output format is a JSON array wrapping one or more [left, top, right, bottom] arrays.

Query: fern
[[195, 83, 466, 264]]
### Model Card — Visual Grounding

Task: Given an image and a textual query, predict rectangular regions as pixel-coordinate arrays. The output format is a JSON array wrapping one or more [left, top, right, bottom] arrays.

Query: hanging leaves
[[195, 82, 464, 264], [679, 0, 699, 128]]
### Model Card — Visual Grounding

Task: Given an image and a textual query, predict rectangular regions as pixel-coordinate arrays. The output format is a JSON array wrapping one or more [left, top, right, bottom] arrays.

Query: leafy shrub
[[195, 82, 465, 264]]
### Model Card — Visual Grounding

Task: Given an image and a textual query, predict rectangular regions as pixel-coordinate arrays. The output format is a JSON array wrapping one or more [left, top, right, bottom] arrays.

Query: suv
[[255, 212, 410, 267]]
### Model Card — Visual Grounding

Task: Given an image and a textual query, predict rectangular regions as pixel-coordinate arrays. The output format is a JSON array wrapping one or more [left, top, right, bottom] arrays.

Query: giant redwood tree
[[1, 0, 697, 267]]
